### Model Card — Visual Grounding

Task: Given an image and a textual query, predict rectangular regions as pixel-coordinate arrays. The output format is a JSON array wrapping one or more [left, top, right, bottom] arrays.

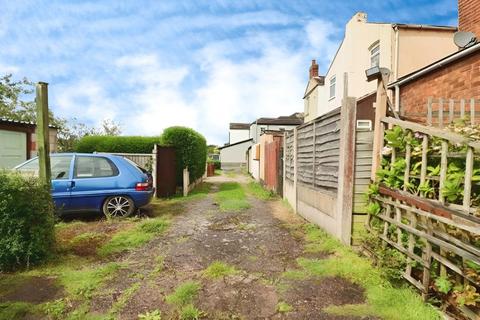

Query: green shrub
[[160, 126, 207, 185], [208, 159, 221, 170], [0, 172, 55, 271], [75, 135, 162, 153]]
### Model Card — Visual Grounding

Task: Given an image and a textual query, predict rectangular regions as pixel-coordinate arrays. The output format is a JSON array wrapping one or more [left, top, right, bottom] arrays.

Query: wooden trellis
[[367, 98, 480, 319]]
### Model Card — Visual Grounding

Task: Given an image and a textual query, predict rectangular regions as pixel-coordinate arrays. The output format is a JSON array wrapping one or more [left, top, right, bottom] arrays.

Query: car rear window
[[124, 158, 149, 174]]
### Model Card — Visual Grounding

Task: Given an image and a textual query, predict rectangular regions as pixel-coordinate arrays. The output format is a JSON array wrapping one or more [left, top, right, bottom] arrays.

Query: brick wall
[[458, 0, 480, 36], [399, 50, 480, 120]]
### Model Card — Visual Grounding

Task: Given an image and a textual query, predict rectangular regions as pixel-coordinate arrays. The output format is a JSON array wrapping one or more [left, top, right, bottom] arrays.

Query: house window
[[370, 42, 380, 67], [329, 76, 336, 99]]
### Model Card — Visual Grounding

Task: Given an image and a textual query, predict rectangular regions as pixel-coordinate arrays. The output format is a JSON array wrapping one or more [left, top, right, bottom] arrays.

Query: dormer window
[[370, 42, 380, 67]]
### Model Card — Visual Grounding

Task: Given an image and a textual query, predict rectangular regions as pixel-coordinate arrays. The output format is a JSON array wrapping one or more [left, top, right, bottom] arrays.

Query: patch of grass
[[69, 232, 104, 246], [324, 304, 373, 317], [215, 182, 250, 212], [59, 262, 123, 299], [245, 181, 275, 200], [98, 217, 170, 256], [180, 304, 202, 320], [166, 281, 201, 307], [303, 224, 341, 254], [138, 309, 162, 320], [277, 301, 293, 313], [202, 261, 239, 279], [281, 269, 309, 280], [138, 218, 171, 234], [289, 224, 440, 320], [55, 221, 87, 231], [226, 171, 237, 178], [0, 302, 38, 319], [237, 222, 256, 231], [214, 169, 222, 176]]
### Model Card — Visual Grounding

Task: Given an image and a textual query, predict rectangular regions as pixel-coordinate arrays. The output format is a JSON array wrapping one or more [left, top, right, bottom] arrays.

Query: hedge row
[[0, 172, 55, 271], [74, 126, 207, 184], [161, 126, 207, 184], [75, 136, 162, 154]]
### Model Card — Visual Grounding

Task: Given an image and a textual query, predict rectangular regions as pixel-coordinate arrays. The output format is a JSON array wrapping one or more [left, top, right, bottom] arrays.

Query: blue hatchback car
[[15, 153, 154, 218]]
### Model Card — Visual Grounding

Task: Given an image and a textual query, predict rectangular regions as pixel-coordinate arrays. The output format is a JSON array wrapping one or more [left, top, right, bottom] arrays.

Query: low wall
[[297, 184, 338, 237], [283, 179, 296, 212]]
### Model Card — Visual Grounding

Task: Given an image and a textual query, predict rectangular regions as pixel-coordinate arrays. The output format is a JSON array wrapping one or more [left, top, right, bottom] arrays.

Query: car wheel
[[103, 195, 135, 218]]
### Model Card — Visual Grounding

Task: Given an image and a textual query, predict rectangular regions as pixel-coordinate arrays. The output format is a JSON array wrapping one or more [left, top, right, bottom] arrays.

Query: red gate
[[264, 136, 283, 196]]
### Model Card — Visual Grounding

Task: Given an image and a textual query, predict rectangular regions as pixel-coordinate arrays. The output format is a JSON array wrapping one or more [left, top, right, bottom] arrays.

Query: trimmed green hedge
[[0, 172, 55, 271], [161, 126, 207, 184], [75, 136, 162, 153]]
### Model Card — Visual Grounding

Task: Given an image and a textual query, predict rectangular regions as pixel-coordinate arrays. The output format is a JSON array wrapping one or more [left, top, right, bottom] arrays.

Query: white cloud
[[109, 19, 338, 144]]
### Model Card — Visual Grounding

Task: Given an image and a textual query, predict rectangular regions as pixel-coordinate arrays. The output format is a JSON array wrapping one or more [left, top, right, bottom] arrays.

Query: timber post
[[36, 82, 51, 187]]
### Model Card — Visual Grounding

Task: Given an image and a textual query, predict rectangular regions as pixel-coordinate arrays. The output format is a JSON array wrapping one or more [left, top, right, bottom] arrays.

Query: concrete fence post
[[336, 73, 357, 245], [183, 167, 190, 197], [152, 144, 158, 197]]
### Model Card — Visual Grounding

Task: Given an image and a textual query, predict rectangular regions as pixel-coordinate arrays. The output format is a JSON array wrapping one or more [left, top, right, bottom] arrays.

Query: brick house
[[389, 0, 480, 121]]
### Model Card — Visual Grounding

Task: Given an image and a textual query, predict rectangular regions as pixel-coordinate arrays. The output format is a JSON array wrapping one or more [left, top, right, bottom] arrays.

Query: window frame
[[329, 75, 336, 100], [73, 156, 119, 179], [370, 41, 380, 67]]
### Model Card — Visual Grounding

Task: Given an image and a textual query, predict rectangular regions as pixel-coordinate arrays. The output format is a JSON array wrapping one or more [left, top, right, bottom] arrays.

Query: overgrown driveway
[[0, 173, 440, 320]]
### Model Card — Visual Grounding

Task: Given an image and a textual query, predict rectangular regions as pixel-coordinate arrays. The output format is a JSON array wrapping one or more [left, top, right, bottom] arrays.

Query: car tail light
[[135, 182, 150, 191]]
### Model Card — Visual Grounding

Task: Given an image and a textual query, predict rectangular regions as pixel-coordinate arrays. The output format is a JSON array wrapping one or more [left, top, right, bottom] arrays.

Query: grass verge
[[283, 224, 441, 320], [165, 281, 201, 307], [215, 182, 250, 212], [245, 181, 275, 200]]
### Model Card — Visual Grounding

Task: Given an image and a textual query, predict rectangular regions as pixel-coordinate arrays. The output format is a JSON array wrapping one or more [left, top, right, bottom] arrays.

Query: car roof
[[48, 153, 122, 159]]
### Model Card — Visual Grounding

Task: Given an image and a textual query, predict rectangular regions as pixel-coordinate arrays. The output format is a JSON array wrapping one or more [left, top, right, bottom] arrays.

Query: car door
[[50, 155, 75, 212], [69, 155, 121, 212], [15, 155, 74, 212]]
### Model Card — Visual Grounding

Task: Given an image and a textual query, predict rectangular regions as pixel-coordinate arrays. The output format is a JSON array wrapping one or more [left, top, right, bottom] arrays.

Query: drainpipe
[[395, 84, 400, 113], [394, 25, 400, 81]]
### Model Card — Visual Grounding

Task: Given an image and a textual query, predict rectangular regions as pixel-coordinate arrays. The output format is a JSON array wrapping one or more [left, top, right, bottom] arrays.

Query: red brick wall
[[459, 0, 480, 36], [399, 50, 480, 121]]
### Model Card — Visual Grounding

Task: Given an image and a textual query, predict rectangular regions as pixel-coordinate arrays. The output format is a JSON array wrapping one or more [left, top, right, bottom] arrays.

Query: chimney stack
[[309, 59, 319, 79], [458, 0, 480, 37]]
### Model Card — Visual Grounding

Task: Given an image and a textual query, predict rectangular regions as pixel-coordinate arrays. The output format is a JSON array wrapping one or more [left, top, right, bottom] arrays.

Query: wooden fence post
[[337, 73, 357, 245], [152, 145, 158, 197], [371, 75, 388, 180], [36, 82, 51, 187]]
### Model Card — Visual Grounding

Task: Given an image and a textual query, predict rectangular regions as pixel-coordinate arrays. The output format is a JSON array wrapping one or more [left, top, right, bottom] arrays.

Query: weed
[[42, 298, 67, 319], [166, 281, 201, 307], [69, 232, 104, 246], [216, 183, 250, 212], [153, 255, 165, 273], [237, 222, 256, 231], [276, 301, 293, 313], [245, 182, 275, 200], [180, 304, 203, 320], [202, 261, 238, 279], [138, 309, 162, 320], [0, 302, 37, 319], [110, 282, 141, 315]]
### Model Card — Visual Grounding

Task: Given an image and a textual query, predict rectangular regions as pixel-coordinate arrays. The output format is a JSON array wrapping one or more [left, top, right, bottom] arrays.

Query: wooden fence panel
[[285, 131, 295, 182], [296, 108, 341, 191]]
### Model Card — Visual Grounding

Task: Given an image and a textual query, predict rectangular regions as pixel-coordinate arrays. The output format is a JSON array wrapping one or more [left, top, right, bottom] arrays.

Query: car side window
[[74, 156, 119, 179], [51, 156, 72, 180], [16, 156, 72, 179]]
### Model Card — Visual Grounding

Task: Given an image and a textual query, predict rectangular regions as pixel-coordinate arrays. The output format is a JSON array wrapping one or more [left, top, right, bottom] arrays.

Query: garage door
[[0, 130, 27, 169]]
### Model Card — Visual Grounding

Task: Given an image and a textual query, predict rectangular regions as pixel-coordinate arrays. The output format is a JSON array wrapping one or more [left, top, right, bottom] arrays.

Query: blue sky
[[0, 0, 457, 144]]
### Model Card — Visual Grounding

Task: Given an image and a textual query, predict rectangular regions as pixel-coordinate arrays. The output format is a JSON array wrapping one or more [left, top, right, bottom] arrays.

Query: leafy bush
[[160, 126, 207, 184], [75, 135, 162, 153], [208, 159, 221, 170], [0, 172, 55, 271]]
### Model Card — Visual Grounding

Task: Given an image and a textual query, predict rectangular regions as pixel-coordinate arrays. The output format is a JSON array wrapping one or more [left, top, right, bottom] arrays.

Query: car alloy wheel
[[103, 196, 135, 218]]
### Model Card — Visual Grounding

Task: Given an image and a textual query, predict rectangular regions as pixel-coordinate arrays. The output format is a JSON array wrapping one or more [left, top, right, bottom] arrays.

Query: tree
[[0, 73, 122, 152]]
